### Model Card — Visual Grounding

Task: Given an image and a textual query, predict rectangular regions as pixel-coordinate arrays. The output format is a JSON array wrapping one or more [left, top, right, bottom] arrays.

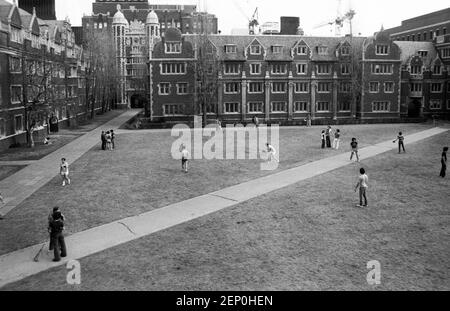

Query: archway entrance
[[408, 99, 422, 118], [130, 94, 148, 109]]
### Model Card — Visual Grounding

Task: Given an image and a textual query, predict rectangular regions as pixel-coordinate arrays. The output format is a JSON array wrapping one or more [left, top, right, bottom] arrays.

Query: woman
[[440, 147, 448, 178]]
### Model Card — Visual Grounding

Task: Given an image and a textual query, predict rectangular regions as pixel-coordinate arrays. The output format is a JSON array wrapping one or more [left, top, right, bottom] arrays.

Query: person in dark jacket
[[440, 147, 448, 178], [110, 130, 116, 150], [49, 211, 67, 262], [101, 131, 106, 150]]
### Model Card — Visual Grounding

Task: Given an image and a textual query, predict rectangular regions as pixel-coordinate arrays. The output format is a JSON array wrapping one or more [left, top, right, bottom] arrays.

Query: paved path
[[0, 126, 447, 288], [0, 109, 141, 217], [0, 161, 37, 166]]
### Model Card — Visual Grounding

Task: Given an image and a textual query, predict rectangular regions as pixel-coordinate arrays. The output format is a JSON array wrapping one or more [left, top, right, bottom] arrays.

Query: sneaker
[[356, 204, 363, 208], [62, 182, 66, 187]]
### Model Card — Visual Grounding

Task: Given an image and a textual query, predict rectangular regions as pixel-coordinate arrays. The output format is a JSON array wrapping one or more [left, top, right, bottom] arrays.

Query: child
[[350, 138, 360, 162], [110, 130, 116, 150], [60, 158, 71, 187], [333, 129, 341, 150], [265, 143, 279, 163], [440, 147, 448, 178], [321, 130, 326, 149], [393, 132, 406, 153], [355, 168, 369, 208], [181, 144, 190, 173]]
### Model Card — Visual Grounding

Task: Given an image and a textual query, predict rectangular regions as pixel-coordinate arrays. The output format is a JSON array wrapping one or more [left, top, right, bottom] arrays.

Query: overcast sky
[[7, 0, 450, 36]]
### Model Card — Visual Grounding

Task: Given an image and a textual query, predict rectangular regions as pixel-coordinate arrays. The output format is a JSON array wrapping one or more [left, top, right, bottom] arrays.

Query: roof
[[394, 41, 438, 65]]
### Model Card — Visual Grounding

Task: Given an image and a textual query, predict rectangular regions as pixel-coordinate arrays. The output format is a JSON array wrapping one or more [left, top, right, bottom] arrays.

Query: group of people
[[101, 130, 116, 151], [321, 125, 342, 150]]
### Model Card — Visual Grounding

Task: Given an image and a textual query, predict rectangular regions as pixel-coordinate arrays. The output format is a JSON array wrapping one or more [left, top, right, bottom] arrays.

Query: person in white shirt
[[355, 168, 369, 207], [60, 158, 71, 187], [180, 144, 190, 173], [265, 143, 279, 163]]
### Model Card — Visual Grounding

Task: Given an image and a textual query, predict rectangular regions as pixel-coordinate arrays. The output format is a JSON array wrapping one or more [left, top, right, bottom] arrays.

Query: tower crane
[[313, 0, 356, 37], [231, 0, 260, 35]]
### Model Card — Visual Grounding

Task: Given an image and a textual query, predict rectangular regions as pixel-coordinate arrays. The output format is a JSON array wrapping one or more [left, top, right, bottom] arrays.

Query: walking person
[[49, 210, 67, 262], [110, 130, 116, 150], [333, 129, 341, 150], [393, 132, 406, 153], [326, 125, 332, 148], [60, 158, 71, 187], [321, 130, 326, 149], [181, 144, 190, 173], [440, 147, 448, 178], [101, 131, 106, 151], [350, 138, 360, 162], [355, 168, 369, 208]]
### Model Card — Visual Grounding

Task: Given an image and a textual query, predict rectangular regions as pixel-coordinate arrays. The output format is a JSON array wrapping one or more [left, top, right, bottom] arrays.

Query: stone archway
[[130, 94, 147, 109], [408, 99, 422, 118]]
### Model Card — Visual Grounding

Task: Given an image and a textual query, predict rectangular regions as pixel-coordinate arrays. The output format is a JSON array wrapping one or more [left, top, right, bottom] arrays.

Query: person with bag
[[49, 210, 67, 262]]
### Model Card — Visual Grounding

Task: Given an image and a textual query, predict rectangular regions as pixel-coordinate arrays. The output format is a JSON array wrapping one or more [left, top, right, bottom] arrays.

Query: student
[[440, 147, 448, 178], [48, 207, 65, 251], [326, 126, 332, 148], [101, 131, 106, 151], [350, 138, 360, 162], [49, 211, 67, 262], [110, 130, 116, 150], [60, 158, 71, 187], [393, 132, 406, 153], [265, 143, 279, 163], [181, 144, 190, 173], [333, 129, 341, 150], [355, 168, 369, 208], [304, 114, 312, 127], [321, 130, 326, 149], [105, 131, 112, 151]]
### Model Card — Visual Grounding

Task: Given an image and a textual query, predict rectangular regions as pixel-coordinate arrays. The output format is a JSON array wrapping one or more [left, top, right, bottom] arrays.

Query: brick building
[[18, 0, 56, 20], [0, 0, 89, 150]]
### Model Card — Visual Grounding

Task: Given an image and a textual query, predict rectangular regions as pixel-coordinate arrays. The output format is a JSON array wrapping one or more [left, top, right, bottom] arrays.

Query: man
[[393, 132, 406, 154], [350, 138, 360, 162], [49, 210, 67, 262], [325, 126, 332, 148], [440, 147, 448, 178], [101, 131, 106, 150], [60, 158, 71, 187], [265, 143, 279, 163], [333, 129, 341, 150], [181, 144, 190, 173], [110, 130, 116, 150], [355, 168, 369, 208], [305, 114, 312, 127], [48, 207, 65, 251]]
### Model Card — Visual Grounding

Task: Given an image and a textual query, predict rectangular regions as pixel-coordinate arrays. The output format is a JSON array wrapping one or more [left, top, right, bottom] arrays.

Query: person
[[180, 144, 190, 173], [440, 147, 448, 178], [101, 131, 106, 151], [333, 129, 341, 150], [110, 130, 116, 150], [321, 130, 326, 149], [393, 132, 406, 154], [355, 168, 369, 208], [49, 210, 67, 262], [350, 138, 360, 162], [60, 158, 71, 187], [305, 114, 312, 127], [105, 131, 112, 151], [265, 143, 279, 163], [253, 116, 260, 127], [325, 125, 332, 148], [43, 137, 52, 145], [48, 207, 65, 251], [216, 119, 222, 131]]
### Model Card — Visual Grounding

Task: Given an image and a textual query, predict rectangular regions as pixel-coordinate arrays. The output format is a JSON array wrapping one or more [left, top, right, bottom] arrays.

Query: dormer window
[[166, 42, 181, 54], [433, 65, 442, 75], [341, 46, 350, 56], [297, 45, 307, 55], [272, 46, 282, 54], [225, 45, 237, 54], [318, 46, 328, 55], [250, 45, 261, 55], [376, 45, 389, 55], [410, 65, 422, 75], [418, 50, 428, 57]]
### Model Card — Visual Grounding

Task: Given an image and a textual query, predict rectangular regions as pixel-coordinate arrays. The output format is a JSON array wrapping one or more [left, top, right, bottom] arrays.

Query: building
[[0, 0, 89, 150], [18, 0, 56, 20], [384, 8, 450, 42], [280, 17, 300, 36]]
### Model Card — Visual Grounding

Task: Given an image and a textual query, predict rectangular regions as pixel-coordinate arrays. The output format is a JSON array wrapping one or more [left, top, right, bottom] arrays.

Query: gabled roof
[[394, 41, 438, 66]]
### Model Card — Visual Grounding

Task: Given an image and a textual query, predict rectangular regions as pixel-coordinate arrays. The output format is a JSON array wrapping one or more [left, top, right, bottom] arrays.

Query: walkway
[[0, 109, 141, 217], [0, 127, 447, 288]]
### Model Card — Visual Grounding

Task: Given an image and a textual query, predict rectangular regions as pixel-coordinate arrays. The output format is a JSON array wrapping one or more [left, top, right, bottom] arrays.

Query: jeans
[[51, 232, 67, 261], [399, 142, 405, 153], [440, 161, 446, 178], [360, 187, 368, 206], [326, 136, 331, 148]]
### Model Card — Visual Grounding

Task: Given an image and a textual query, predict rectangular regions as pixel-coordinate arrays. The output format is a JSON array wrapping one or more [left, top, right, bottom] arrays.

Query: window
[[225, 45, 237, 53], [272, 64, 286, 74], [371, 64, 393, 74], [164, 104, 183, 116], [161, 63, 186, 74], [14, 115, 23, 133], [418, 50, 428, 57], [372, 101, 390, 112], [317, 64, 330, 74], [317, 102, 330, 112], [165, 42, 181, 54], [430, 83, 442, 93], [339, 101, 351, 112], [318, 46, 328, 55], [250, 63, 261, 75], [248, 102, 264, 113], [250, 45, 261, 55], [272, 46, 283, 54], [410, 83, 422, 92], [159, 83, 171, 95], [340, 82, 351, 93], [341, 46, 350, 55], [384, 82, 394, 93], [297, 45, 307, 55], [376, 45, 389, 55], [294, 101, 308, 112], [224, 63, 240, 75], [317, 82, 331, 93], [177, 83, 188, 95], [442, 48, 450, 58], [224, 82, 240, 94], [417, 34, 421, 41], [224, 102, 240, 113], [11, 85, 22, 103], [341, 63, 351, 75], [9, 57, 22, 73], [271, 82, 287, 93], [248, 82, 263, 94], [272, 102, 286, 112], [432, 65, 442, 75], [296, 63, 307, 74], [295, 82, 309, 93], [410, 65, 422, 75], [10, 27, 22, 43], [369, 82, 380, 93], [429, 100, 441, 110]]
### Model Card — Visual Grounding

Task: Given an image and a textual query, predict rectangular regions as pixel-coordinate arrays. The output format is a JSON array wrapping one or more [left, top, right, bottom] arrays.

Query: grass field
[[0, 166, 25, 182], [0, 123, 437, 256], [2, 129, 448, 291]]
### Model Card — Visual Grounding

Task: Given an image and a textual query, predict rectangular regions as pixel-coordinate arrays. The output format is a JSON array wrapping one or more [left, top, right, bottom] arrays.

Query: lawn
[[0, 166, 25, 182], [0, 123, 439, 257], [2, 130, 448, 291]]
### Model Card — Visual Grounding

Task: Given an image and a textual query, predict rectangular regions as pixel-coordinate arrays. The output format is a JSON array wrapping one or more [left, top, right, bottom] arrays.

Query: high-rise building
[[280, 17, 300, 35], [18, 0, 56, 20]]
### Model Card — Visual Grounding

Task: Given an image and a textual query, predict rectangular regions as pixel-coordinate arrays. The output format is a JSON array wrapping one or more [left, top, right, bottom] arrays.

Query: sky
[[6, 0, 450, 36]]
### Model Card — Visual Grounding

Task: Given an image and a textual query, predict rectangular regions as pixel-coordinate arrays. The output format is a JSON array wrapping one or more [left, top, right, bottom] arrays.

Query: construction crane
[[314, 0, 356, 37], [231, 0, 260, 35]]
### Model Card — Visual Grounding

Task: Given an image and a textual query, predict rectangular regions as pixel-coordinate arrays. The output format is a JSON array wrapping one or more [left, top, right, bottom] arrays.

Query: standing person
[[110, 130, 116, 150], [321, 130, 326, 149], [326, 125, 332, 148], [265, 143, 279, 163], [49, 211, 67, 262], [333, 129, 341, 150], [393, 132, 406, 153], [355, 168, 369, 208], [253, 116, 260, 127], [101, 131, 106, 151], [181, 144, 190, 173], [440, 147, 448, 178], [60, 158, 71, 187], [350, 138, 360, 162], [105, 131, 112, 151], [305, 114, 312, 127], [48, 207, 65, 251]]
